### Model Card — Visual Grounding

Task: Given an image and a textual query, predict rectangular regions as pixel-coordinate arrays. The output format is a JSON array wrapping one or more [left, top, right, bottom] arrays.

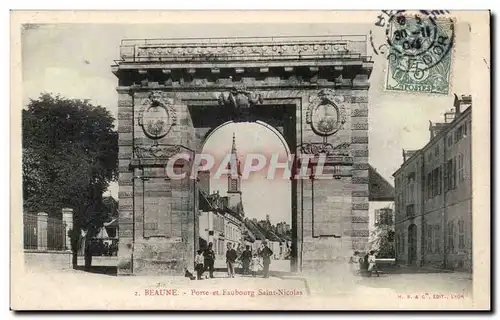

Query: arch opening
[[197, 120, 294, 273]]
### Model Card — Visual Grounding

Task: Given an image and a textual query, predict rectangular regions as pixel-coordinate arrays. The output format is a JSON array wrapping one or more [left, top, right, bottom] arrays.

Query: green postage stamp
[[384, 14, 454, 94]]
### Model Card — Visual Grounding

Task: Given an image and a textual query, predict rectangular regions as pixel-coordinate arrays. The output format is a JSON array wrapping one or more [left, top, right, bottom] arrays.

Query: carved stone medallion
[[306, 89, 347, 137], [138, 91, 177, 140]]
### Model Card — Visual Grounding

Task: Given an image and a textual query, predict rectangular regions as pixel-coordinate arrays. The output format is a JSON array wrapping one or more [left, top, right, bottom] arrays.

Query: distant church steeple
[[231, 132, 237, 155], [227, 132, 242, 194]]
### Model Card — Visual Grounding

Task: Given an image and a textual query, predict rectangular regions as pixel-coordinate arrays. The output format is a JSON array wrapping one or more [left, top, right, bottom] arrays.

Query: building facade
[[276, 222, 291, 235], [198, 208, 226, 260], [393, 95, 472, 271], [198, 135, 247, 258]]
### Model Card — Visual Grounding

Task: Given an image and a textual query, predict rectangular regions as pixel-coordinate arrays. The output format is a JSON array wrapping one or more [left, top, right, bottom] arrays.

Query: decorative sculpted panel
[[306, 89, 347, 137], [138, 91, 177, 140]]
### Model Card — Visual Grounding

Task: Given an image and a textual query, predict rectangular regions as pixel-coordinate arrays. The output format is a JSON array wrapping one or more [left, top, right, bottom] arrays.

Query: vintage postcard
[[10, 10, 490, 310]]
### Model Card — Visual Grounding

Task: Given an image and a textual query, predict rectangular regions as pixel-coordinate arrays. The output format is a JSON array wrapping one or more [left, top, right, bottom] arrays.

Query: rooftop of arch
[[111, 35, 374, 83]]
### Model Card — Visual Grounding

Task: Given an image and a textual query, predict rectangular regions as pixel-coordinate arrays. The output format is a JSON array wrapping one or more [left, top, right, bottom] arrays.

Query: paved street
[[77, 256, 292, 272], [214, 258, 291, 273], [14, 263, 473, 310]]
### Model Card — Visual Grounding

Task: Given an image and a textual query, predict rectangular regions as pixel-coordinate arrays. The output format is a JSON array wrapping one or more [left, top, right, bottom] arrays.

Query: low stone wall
[[24, 250, 72, 270]]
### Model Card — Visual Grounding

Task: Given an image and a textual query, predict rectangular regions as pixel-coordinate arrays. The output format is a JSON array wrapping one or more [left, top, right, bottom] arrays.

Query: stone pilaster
[[350, 89, 369, 252], [61, 208, 73, 251], [37, 212, 48, 251], [117, 90, 134, 275]]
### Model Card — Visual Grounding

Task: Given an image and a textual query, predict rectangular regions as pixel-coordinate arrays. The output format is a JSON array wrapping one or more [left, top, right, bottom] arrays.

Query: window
[[401, 234, 405, 253], [433, 167, 439, 197], [438, 166, 442, 194], [447, 135, 453, 147], [443, 163, 448, 191], [447, 221, 455, 253], [458, 153, 465, 182], [427, 225, 433, 253], [396, 236, 399, 255], [427, 172, 433, 199], [435, 145, 439, 157], [458, 220, 465, 250], [406, 204, 415, 217], [409, 183, 415, 203], [434, 225, 441, 253], [453, 156, 457, 188], [454, 124, 467, 143], [445, 159, 455, 191]]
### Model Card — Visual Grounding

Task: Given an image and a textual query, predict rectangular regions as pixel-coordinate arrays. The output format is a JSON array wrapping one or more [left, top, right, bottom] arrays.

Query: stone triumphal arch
[[113, 36, 373, 275]]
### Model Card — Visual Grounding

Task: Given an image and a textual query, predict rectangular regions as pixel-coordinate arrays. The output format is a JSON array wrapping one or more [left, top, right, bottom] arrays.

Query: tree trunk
[[72, 251, 78, 269], [84, 240, 92, 270]]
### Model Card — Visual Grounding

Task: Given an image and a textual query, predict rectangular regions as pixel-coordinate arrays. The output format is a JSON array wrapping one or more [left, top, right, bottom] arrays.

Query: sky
[[21, 22, 471, 225]]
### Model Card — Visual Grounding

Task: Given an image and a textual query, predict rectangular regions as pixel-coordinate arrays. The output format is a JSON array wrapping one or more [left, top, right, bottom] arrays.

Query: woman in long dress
[[368, 250, 380, 277], [348, 251, 360, 274]]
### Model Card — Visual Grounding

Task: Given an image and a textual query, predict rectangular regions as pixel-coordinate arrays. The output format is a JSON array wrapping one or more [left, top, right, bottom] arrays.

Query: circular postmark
[[386, 14, 438, 57], [385, 12, 455, 72]]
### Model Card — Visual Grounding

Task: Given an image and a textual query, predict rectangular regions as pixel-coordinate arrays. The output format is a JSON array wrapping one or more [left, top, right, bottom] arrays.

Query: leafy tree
[[369, 208, 395, 258], [23, 93, 118, 267]]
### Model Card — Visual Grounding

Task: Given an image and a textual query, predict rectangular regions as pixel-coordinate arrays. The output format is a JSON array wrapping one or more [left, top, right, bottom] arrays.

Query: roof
[[369, 165, 395, 201], [244, 219, 266, 240], [266, 230, 282, 242], [199, 189, 216, 212], [243, 231, 256, 243], [393, 100, 472, 177]]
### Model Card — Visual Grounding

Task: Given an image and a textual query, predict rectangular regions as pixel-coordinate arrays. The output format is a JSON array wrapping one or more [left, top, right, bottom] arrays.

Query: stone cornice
[[118, 35, 369, 64], [114, 80, 369, 94]]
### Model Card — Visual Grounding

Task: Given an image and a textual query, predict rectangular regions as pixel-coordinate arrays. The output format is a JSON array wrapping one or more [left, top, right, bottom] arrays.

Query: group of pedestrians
[[194, 240, 274, 280], [348, 250, 380, 277]]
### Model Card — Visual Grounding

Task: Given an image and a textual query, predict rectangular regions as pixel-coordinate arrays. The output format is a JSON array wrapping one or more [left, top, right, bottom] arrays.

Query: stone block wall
[[300, 88, 369, 271], [117, 91, 134, 274], [117, 90, 197, 276]]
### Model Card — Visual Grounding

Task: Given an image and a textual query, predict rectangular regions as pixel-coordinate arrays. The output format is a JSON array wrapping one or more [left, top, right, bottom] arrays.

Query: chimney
[[444, 108, 456, 123], [197, 170, 211, 195], [453, 94, 472, 114]]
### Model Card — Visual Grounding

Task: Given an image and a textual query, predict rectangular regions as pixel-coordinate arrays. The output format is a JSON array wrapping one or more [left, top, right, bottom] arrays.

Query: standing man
[[226, 243, 237, 278], [259, 240, 273, 278], [203, 242, 216, 278], [240, 245, 253, 275]]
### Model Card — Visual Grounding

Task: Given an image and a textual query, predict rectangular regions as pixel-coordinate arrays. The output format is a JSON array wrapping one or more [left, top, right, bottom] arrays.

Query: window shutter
[[443, 163, 448, 191], [453, 157, 457, 188]]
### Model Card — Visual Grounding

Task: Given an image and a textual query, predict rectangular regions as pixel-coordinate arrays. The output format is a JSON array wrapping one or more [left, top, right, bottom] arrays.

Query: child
[[368, 250, 380, 277], [348, 251, 360, 274], [195, 249, 205, 280], [251, 253, 261, 277]]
